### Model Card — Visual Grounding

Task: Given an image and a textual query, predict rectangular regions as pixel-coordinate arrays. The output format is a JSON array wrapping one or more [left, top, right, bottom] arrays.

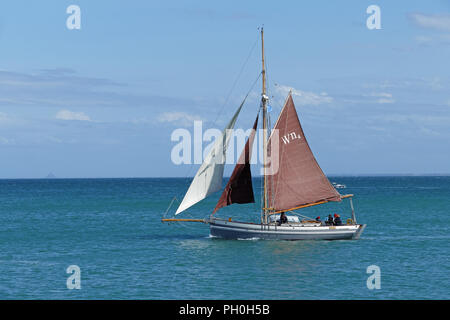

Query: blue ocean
[[0, 176, 449, 299]]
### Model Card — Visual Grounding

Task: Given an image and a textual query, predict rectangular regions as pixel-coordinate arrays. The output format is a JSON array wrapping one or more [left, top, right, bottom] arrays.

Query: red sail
[[266, 94, 340, 211], [212, 113, 259, 214]]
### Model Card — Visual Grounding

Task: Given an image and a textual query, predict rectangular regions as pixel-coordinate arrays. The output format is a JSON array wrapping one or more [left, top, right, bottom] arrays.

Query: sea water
[[0, 176, 449, 299]]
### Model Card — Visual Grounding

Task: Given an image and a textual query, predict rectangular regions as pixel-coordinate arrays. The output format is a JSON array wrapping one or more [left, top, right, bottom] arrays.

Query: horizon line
[[1, 173, 450, 180]]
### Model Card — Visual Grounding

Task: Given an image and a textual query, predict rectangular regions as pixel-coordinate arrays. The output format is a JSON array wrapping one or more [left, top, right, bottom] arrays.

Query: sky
[[0, 0, 449, 178]]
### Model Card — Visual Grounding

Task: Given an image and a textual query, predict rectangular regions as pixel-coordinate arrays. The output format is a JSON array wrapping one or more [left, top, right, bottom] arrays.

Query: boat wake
[[208, 234, 261, 241], [236, 237, 261, 241]]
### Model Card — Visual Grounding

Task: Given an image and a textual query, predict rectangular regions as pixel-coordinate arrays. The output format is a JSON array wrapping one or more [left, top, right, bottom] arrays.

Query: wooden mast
[[261, 27, 269, 224]]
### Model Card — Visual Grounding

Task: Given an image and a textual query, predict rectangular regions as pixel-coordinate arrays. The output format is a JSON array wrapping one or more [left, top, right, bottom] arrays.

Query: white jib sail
[[175, 103, 244, 215]]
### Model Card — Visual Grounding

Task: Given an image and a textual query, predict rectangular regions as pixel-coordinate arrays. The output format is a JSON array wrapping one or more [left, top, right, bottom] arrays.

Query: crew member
[[334, 213, 342, 226], [278, 212, 288, 225], [326, 214, 334, 225]]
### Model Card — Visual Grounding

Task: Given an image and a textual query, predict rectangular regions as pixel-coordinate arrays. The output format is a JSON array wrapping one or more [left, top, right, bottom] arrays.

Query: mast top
[[261, 27, 267, 98]]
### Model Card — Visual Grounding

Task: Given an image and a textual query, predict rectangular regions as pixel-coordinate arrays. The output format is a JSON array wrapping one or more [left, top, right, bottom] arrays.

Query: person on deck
[[278, 212, 288, 225], [333, 213, 342, 226], [315, 216, 321, 222], [326, 214, 334, 225]]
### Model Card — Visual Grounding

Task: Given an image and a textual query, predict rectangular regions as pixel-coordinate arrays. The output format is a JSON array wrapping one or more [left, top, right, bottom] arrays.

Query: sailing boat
[[162, 28, 366, 240]]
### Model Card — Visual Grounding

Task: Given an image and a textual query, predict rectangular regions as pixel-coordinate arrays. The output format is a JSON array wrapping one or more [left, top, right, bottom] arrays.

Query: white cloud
[[0, 136, 15, 145], [55, 109, 91, 121], [379, 114, 450, 126], [0, 112, 17, 125], [0, 112, 8, 122], [377, 98, 394, 104], [275, 84, 333, 106], [365, 92, 395, 104], [409, 13, 450, 32], [415, 35, 433, 45], [157, 112, 204, 126], [414, 34, 450, 46]]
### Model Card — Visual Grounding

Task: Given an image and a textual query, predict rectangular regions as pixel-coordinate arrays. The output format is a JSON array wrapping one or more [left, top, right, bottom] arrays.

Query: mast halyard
[[261, 27, 269, 224]]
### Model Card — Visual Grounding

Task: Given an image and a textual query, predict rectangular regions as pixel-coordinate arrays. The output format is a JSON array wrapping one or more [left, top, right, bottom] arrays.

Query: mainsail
[[212, 113, 259, 214], [175, 101, 245, 215], [266, 94, 341, 212]]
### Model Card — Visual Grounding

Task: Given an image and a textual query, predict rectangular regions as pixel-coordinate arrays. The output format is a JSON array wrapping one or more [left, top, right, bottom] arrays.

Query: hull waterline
[[209, 218, 366, 240]]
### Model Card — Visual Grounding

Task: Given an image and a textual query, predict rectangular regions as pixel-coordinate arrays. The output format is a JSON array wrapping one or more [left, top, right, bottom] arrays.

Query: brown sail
[[212, 113, 259, 214], [266, 94, 341, 212]]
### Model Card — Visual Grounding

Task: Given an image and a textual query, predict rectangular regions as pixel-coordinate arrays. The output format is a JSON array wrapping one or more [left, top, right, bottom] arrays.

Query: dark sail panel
[[212, 113, 259, 214], [266, 94, 341, 211]]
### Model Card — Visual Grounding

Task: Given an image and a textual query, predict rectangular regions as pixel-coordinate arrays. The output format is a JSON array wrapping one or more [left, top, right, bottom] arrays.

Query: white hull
[[209, 218, 366, 240]]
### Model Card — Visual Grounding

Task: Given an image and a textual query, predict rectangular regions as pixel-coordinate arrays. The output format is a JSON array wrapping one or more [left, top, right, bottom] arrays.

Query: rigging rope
[[212, 33, 259, 125], [170, 33, 261, 211]]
